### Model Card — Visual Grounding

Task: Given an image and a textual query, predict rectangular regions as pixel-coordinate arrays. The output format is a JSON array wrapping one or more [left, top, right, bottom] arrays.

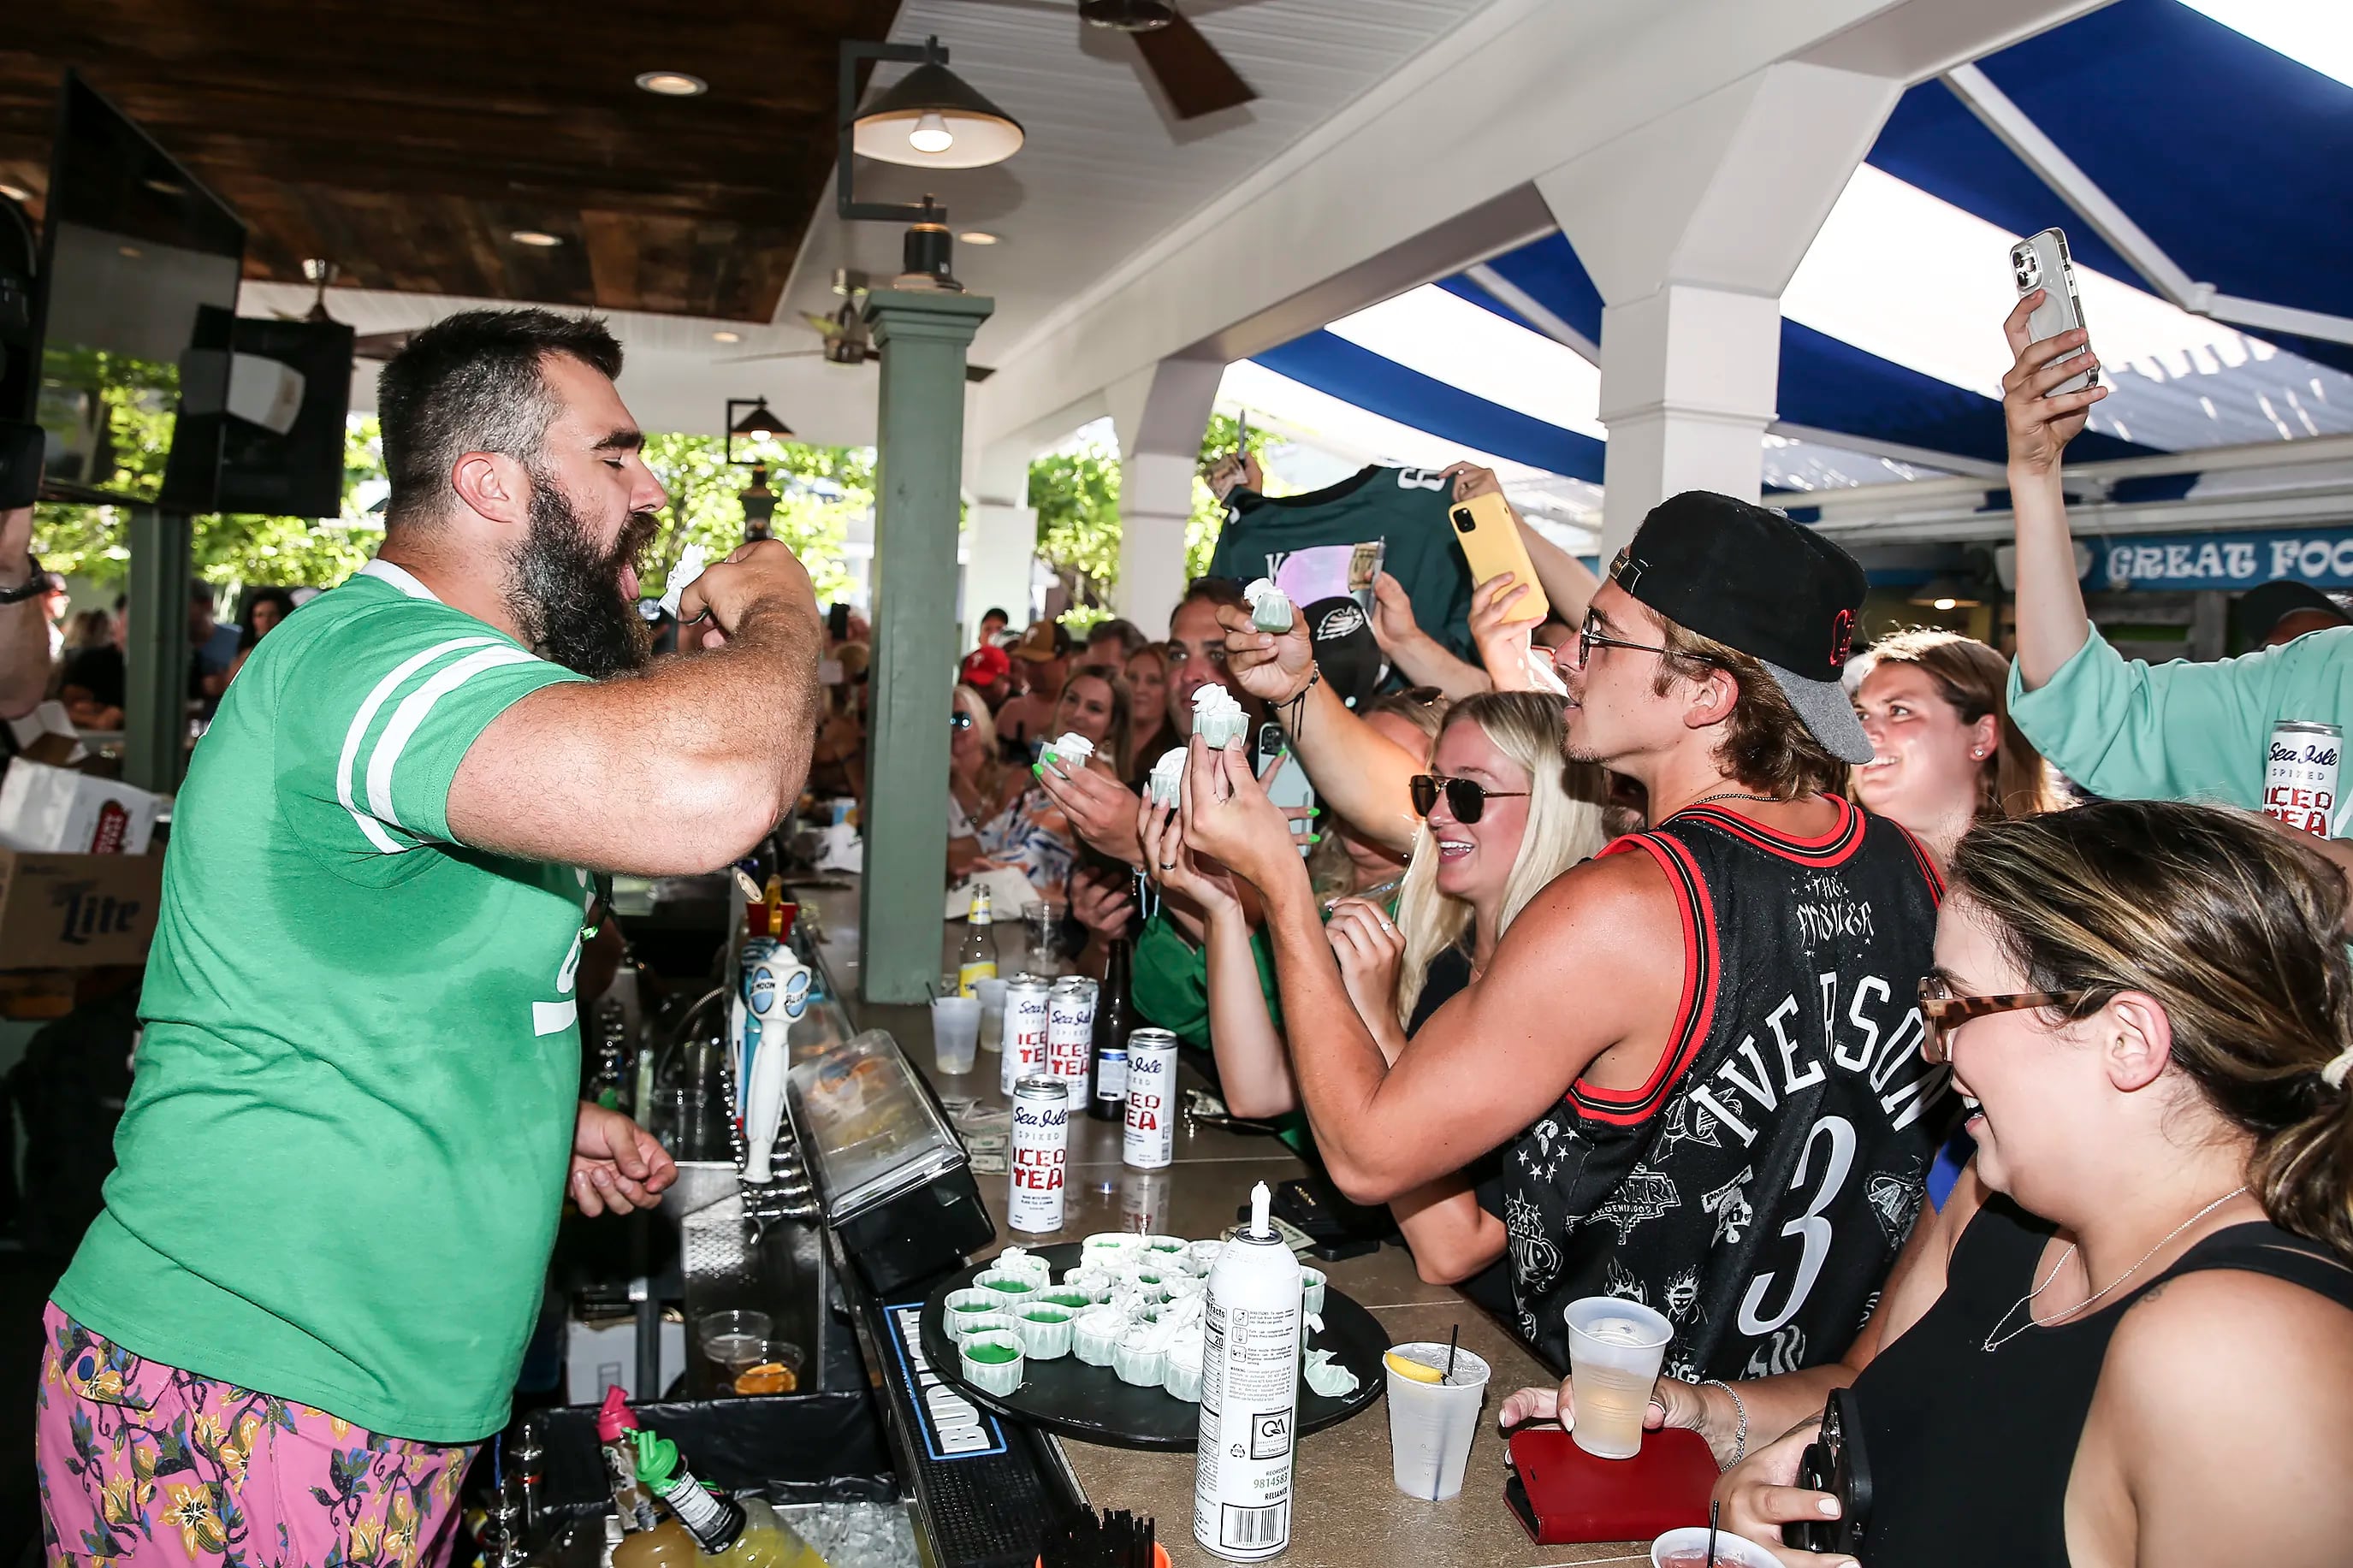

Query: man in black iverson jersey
[[1170, 492, 1952, 1378]]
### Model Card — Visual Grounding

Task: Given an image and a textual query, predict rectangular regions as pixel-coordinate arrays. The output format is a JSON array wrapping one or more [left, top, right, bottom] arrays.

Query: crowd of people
[[0, 565, 313, 732], [11, 285, 2353, 1567], [961, 298, 2353, 1565]]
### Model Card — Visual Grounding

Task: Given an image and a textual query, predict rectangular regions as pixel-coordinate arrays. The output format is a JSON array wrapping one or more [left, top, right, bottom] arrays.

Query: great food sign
[[2102, 528, 2353, 591]]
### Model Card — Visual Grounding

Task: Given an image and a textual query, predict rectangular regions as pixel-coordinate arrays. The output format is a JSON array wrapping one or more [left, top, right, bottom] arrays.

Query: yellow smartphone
[[1448, 493, 1550, 624]]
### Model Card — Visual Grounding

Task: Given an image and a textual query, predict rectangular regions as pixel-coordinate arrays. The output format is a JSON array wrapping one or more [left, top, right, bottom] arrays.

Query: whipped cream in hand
[[1191, 685, 1249, 750], [1243, 577, 1295, 634]]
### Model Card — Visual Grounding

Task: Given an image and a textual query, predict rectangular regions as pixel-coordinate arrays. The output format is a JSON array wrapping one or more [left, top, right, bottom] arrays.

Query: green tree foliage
[[33, 373, 384, 589], [639, 434, 864, 606], [1027, 411, 1283, 626], [1028, 438, 1122, 628], [31, 359, 866, 605]]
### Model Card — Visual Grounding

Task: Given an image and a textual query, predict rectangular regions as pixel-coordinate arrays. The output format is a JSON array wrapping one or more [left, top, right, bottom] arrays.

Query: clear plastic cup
[[974, 978, 1010, 1053], [1651, 1526, 1782, 1568], [931, 996, 982, 1074], [1022, 901, 1065, 968], [697, 1309, 772, 1350], [1384, 1343, 1491, 1500], [1565, 1296, 1673, 1459]]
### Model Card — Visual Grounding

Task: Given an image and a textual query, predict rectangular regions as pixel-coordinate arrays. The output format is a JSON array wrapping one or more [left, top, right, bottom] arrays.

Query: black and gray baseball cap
[[1609, 492, 1873, 766]]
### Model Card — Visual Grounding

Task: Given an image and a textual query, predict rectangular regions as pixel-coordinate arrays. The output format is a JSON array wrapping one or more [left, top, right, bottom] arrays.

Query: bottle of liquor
[[1088, 932, 1134, 1121], [625, 1426, 828, 1568], [957, 885, 999, 997]]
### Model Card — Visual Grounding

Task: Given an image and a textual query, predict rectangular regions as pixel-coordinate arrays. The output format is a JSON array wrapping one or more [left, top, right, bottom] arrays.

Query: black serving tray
[[916, 1241, 1387, 1451]]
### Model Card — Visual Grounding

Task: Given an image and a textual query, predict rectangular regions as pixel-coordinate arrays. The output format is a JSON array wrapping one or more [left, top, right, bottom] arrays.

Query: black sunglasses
[[950, 711, 975, 731], [1410, 773, 1529, 824]]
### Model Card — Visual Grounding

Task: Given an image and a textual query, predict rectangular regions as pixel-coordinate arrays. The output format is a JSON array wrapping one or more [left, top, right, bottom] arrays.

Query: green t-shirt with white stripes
[[56, 559, 594, 1442]]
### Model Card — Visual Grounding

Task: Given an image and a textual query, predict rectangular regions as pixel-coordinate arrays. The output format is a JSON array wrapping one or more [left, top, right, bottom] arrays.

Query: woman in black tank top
[[1704, 802, 2353, 1567]]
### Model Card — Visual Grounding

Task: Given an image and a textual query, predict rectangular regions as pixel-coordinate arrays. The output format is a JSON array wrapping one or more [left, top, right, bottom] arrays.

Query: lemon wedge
[[1384, 1351, 1445, 1384]]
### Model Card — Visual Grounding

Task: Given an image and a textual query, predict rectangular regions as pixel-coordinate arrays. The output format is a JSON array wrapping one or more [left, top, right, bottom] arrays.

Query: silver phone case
[[2011, 227, 2097, 396]]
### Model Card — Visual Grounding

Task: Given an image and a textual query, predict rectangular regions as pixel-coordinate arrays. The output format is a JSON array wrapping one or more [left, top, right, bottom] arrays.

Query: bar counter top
[[796, 883, 1654, 1568]]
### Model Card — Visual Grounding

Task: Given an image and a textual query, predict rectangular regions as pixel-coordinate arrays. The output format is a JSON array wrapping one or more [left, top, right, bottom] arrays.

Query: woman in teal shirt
[[2001, 293, 2353, 877]]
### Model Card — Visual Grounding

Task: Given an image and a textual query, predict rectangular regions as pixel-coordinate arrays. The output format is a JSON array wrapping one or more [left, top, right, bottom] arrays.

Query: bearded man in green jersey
[[38, 310, 823, 1565]]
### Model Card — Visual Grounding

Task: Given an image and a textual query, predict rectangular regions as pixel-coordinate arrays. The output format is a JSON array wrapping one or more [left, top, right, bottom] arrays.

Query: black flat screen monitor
[[31, 70, 246, 509]]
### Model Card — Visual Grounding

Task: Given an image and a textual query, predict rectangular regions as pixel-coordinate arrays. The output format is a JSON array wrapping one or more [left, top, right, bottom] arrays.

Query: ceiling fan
[[720, 275, 995, 381], [272, 259, 413, 362], [967, 0, 1256, 119]]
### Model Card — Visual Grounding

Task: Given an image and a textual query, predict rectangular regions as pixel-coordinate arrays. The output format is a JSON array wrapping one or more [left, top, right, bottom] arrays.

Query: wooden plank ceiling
[[0, 0, 903, 321]]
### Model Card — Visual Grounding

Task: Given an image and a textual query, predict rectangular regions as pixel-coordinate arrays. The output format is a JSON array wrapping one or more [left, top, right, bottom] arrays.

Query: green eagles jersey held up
[[1207, 465, 1475, 661], [56, 559, 594, 1442]]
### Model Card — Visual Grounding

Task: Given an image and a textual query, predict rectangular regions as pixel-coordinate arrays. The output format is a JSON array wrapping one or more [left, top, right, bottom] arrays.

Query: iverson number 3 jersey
[[1502, 797, 1951, 1377]]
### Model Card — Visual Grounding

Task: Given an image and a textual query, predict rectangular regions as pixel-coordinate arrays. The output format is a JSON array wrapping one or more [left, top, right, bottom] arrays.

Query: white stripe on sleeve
[[339, 637, 500, 855], [365, 645, 541, 833]]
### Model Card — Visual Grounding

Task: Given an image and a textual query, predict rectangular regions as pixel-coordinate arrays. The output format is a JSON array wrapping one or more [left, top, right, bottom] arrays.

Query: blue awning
[[1871, 0, 2353, 378], [1252, 328, 1607, 483], [1248, 0, 2350, 487]]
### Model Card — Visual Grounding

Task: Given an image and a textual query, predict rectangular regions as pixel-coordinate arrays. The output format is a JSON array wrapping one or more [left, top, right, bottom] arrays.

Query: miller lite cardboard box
[[0, 843, 163, 968], [0, 761, 169, 969]]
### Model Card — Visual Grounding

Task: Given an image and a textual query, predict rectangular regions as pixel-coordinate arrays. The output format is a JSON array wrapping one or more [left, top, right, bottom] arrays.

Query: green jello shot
[[967, 1340, 1020, 1364]]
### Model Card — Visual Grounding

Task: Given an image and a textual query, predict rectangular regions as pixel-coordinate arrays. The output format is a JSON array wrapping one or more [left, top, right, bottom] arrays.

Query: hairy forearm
[[1384, 630, 1490, 701], [454, 602, 821, 873], [2011, 462, 2089, 689], [1277, 681, 1424, 855], [1203, 907, 1298, 1118]]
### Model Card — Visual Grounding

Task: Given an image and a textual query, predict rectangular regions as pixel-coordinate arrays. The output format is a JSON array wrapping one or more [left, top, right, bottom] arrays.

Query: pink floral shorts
[[35, 1304, 478, 1568]]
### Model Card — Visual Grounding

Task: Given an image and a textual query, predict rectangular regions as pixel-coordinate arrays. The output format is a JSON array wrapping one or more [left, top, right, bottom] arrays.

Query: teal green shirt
[[2008, 624, 2353, 811], [56, 559, 591, 1442]]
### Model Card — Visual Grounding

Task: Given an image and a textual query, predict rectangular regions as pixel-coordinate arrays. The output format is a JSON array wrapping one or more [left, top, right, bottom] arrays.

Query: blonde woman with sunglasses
[[1142, 692, 1607, 1290]]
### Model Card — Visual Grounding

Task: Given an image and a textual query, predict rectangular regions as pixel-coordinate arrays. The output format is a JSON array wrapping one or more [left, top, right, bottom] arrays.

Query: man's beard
[[505, 472, 657, 678]]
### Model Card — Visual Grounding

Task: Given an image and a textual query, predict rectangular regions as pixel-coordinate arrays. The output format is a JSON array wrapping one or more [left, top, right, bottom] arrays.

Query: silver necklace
[[1981, 1185, 2249, 1352], [1680, 790, 1776, 812]]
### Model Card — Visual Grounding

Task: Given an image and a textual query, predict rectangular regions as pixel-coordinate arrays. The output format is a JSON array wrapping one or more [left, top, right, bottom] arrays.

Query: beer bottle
[[957, 886, 999, 997], [1088, 932, 1134, 1121]]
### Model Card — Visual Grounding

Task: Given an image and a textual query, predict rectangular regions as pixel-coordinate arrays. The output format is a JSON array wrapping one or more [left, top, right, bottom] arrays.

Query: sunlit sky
[[2183, 0, 2353, 89]]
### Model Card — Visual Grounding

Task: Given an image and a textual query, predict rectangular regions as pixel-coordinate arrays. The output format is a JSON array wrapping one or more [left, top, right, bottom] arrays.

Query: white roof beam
[[1458, 263, 1600, 361], [1942, 63, 2353, 348], [1768, 423, 2006, 478], [1799, 429, 2353, 518], [972, 0, 2115, 454], [1941, 62, 2202, 305]]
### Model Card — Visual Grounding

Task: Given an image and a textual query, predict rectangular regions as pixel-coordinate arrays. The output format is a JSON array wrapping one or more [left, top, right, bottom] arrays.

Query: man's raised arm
[[449, 539, 823, 874], [1217, 603, 1425, 855]]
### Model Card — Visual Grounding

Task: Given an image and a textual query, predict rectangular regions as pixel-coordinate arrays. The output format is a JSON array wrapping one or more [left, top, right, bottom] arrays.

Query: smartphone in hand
[[1449, 492, 1550, 624], [2012, 227, 2098, 396]]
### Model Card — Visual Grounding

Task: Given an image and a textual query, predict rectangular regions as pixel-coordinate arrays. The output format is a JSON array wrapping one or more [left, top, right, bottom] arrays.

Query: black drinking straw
[[1704, 1497, 1722, 1567], [1443, 1323, 1461, 1382]]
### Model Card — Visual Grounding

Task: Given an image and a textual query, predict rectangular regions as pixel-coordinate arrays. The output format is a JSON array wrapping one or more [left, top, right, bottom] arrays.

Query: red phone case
[[1505, 1425, 1718, 1545]]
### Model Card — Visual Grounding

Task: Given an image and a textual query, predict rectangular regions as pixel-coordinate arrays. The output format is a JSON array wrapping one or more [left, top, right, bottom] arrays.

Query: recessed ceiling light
[[712, 330, 742, 343], [119, 245, 143, 259], [960, 231, 999, 246], [510, 230, 565, 248], [0, 182, 28, 203], [636, 71, 708, 98], [143, 176, 185, 196]]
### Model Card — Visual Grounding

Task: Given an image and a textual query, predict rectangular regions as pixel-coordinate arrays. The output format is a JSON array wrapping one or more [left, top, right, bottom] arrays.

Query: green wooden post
[[123, 506, 192, 794], [858, 288, 993, 1003]]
